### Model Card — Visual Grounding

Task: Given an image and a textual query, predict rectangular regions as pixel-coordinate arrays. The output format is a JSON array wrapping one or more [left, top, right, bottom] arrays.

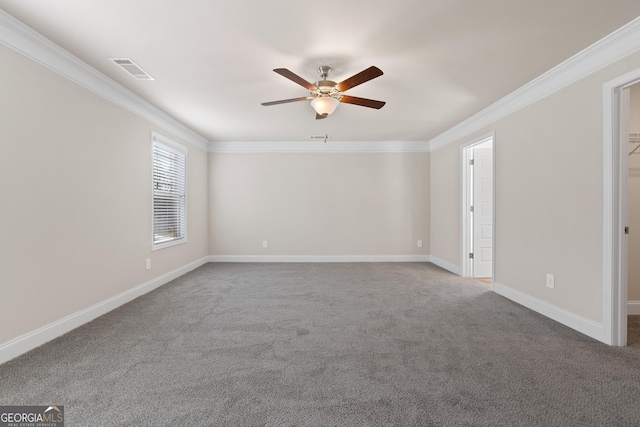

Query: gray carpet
[[1, 262, 640, 426]]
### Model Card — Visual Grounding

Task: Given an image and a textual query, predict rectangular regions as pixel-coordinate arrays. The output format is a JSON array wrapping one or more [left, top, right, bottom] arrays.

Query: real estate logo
[[0, 406, 64, 427]]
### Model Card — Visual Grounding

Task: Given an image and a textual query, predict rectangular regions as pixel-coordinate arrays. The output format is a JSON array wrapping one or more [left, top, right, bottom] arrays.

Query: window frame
[[151, 132, 188, 251]]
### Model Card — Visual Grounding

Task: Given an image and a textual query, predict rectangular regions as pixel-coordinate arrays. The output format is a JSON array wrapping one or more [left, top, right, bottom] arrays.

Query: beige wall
[[430, 51, 640, 323], [0, 45, 209, 345], [430, 143, 461, 268], [208, 153, 430, 256], [628, 83, 640, 301]]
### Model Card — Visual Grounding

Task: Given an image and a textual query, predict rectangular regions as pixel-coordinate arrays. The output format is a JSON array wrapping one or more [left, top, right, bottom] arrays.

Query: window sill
[[152, 237, 188, 251]]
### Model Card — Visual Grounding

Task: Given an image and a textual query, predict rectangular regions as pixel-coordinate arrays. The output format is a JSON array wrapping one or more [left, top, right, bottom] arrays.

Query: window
[[152, 133, 187, 249]]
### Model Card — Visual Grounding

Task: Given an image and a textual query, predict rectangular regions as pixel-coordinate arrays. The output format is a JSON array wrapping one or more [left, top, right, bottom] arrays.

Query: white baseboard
[[628, 301, 640, 315], [0, 256, 209, 365], [208, 255, 430, 263], [428, 256, 461, 275], [493, 282, 605, 343]]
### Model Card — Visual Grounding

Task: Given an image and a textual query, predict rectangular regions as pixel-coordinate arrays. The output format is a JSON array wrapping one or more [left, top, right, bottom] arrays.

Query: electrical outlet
[[417, 240, 423, 248], [546, 273, 555, 289], [263, 240, 268, 248], [145, 258, 151, 270]]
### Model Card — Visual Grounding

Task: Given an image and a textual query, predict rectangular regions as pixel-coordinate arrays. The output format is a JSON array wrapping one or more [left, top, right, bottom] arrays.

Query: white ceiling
[[1, 0, 639, 142]]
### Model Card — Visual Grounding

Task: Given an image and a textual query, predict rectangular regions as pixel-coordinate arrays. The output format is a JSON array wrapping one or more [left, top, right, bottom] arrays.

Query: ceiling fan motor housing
[[312, 79, 340, 99], [313, 66, 341, 99]]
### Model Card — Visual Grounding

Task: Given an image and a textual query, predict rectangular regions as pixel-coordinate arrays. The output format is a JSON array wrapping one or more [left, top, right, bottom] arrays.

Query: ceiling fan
[[261, 66, 385, 119]]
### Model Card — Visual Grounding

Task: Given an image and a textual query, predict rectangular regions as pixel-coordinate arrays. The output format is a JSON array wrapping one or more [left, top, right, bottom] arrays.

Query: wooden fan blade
[[316, 113, 327, 120], [261, 97, 309, 106], [336, 66, 383, 92], [273, 68, 318, 91], [340, 95, 386, 109]]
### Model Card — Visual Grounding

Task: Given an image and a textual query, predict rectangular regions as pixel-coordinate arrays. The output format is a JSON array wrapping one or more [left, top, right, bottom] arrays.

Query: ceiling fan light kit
[[311, 96, 339, 116], [262, 65, 385, 120]]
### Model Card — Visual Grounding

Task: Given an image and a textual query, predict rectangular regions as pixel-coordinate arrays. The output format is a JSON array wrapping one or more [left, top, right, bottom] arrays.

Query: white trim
[[461, 144, 473, 277], [628, 301, 640, 315], [208, 140, 430, 153], [0, 257, 209, 365], [493, 282, 605, 343], [0, 9, 209, 151], [151, 236, 188, 252], [602, 67, 640, 346], [429, 16, 640, 152], [208, 255, 430, 263], [603, 76, 615, 346], [428, 256, 461, 275]]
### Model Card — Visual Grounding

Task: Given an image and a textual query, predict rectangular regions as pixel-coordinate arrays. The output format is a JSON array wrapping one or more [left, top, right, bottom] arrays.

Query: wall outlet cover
[[546, 273, 555, 289]]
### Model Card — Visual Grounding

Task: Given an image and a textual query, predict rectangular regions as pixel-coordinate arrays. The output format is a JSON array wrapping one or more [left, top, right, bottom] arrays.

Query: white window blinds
[[152, 135, 187, 248]]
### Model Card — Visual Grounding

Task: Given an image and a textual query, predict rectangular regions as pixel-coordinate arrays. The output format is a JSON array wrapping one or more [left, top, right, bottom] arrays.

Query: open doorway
[[627, 82, 640, 346], [603, 67, 640, 346], [461, 133, 495, 285]]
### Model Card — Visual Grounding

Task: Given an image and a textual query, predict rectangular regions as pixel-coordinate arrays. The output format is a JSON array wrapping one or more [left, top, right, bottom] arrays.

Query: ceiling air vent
[[109, 58, 154, 80]]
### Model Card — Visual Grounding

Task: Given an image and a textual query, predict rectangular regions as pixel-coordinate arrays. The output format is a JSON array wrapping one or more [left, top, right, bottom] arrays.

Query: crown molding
[[208, 140, 430, 153], [0, 9, 209, 151], [429, 16, 640, 151]]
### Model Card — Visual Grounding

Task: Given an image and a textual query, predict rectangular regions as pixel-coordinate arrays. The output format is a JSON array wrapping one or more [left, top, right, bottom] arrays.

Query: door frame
[[460, 131, 495, 283], [603, 68, 640, 346]]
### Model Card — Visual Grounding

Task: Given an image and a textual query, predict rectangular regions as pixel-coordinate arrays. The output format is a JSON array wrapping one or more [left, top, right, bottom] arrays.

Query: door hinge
[[469, 158, 474, 166], [625, 226, 630, 235], [470, 205, 474, 213], [469, 253, 474, 259]]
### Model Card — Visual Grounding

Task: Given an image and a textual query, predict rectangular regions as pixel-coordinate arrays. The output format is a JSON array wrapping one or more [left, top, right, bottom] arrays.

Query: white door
[[473, 144, 493, 278]]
